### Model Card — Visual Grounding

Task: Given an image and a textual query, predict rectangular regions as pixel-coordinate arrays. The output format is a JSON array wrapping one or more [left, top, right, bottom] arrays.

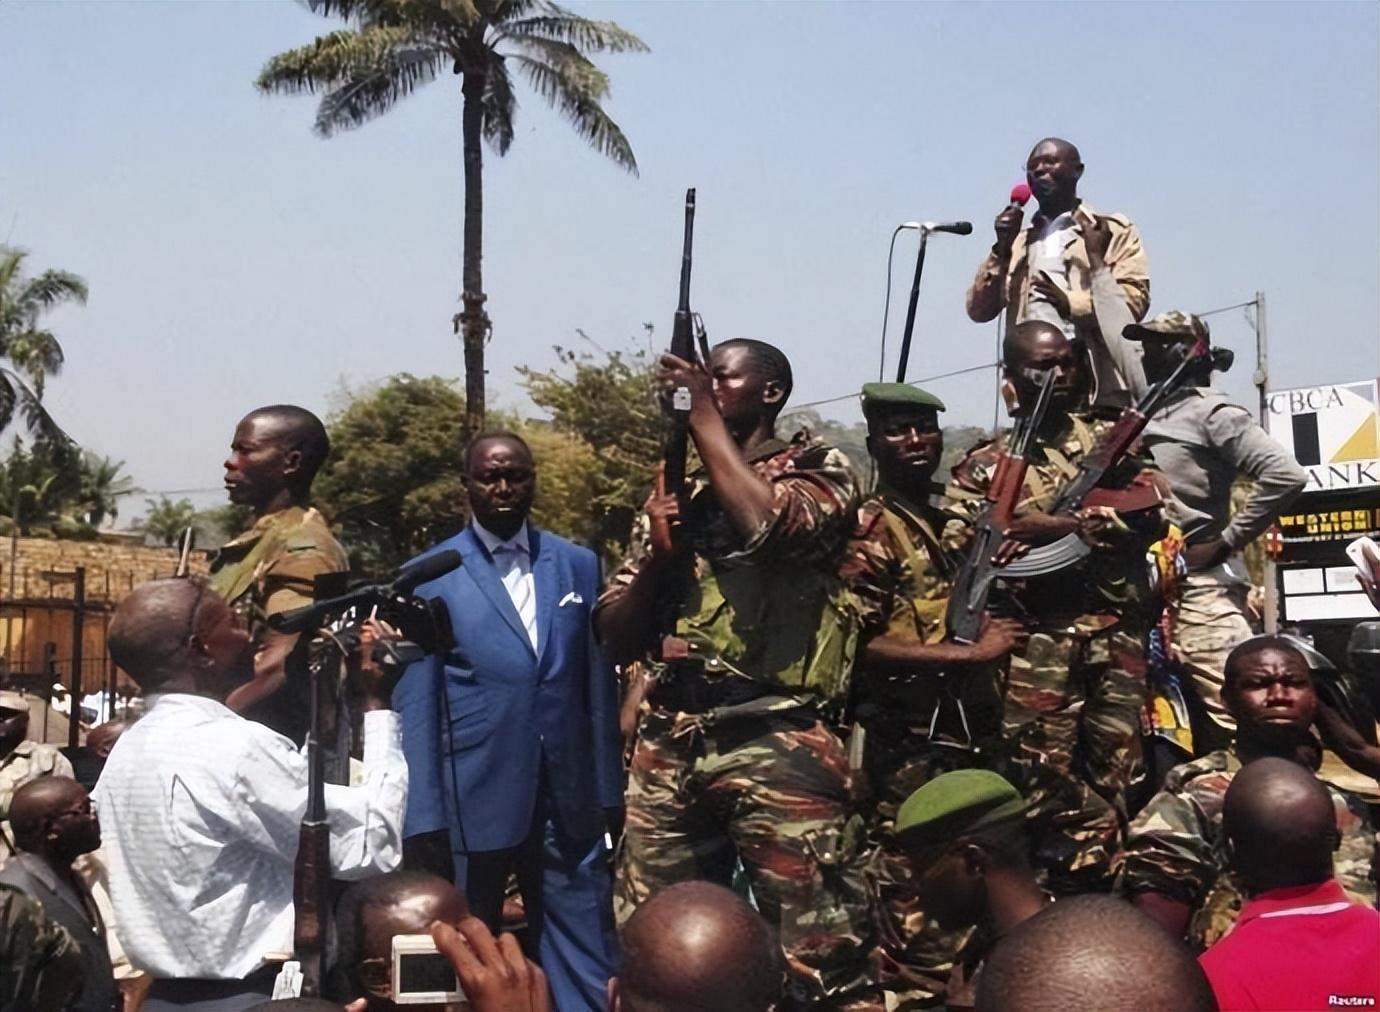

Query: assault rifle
[[946, 369, 1059, 644], [663, 188, 711, 497], [998, 340, 1231, 578]]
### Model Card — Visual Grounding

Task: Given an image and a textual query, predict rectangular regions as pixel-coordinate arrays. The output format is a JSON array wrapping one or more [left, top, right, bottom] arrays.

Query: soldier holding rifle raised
[[596, 193, 870, 1006]]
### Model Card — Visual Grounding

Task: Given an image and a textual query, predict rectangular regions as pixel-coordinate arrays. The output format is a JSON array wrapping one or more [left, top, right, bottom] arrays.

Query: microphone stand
[[894, 226, 930, 383]]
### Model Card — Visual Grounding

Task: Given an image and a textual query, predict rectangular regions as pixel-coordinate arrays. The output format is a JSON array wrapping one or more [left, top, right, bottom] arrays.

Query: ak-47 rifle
[[663, 188, 711, 498], [998, 340, 1232, 578], [946, 369, 1059, 644]]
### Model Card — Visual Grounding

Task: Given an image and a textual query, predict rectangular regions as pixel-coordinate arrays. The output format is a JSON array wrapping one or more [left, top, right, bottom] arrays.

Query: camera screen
[[397, 951, 460, 995]]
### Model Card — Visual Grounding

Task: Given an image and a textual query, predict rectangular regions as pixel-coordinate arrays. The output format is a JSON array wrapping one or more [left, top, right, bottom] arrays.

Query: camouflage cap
[[1122, 311, 1210, 345], [861, 382, 946, 414], [0, 691, 29, 713], [894, 769, 1026, 851]]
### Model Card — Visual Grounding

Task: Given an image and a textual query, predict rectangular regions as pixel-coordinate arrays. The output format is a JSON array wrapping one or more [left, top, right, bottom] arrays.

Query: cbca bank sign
[[1268, 380, 1380, 491]]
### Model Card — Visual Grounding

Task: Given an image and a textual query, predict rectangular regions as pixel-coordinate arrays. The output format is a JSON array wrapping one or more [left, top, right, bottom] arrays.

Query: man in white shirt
[[94, 577, 408, 1011]]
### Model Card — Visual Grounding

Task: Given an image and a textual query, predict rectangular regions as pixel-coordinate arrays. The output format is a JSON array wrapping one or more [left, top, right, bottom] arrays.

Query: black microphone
[[923, 221, 973, 236], [394, 550, 463, 594], [269, 550, 463, 634]]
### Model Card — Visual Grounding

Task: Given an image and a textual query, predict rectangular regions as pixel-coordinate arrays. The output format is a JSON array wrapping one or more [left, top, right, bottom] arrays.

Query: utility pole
[[1252, 291, 1279, 634]]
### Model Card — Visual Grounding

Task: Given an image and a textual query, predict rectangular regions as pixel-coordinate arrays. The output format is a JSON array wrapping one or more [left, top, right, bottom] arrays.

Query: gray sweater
[[1087, 268, 1306, 546]]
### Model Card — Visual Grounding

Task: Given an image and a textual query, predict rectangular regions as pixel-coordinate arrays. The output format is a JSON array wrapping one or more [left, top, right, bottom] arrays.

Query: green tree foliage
[[316, 374, 468, 574], [77, 453, 136, 527], [256, 0, 647, 436], [519, 333, 660, 559], [0, 246, 84, 440], [0, 441, 136, 539], [136, 496, 197, 547]]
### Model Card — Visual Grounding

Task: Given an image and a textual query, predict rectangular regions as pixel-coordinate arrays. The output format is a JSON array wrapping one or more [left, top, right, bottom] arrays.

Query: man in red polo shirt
[[1199, 757, 1380, 1011]]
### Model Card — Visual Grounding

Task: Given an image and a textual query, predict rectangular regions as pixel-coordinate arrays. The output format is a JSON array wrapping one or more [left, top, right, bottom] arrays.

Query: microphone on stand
[[898, 221, 974, 235], [889, 215, 974, 382]]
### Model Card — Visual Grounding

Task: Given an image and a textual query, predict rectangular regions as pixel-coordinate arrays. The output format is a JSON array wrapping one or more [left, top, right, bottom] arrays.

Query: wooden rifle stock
[[292, 645, 331, 996], [946, 371, 1058, 643], [663, 189, 697, 496], [1048, 339, 1210, 515]]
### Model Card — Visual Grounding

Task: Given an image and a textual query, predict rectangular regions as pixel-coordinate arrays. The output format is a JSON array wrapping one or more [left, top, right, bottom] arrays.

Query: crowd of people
[[0, 135, 1377, 1012]]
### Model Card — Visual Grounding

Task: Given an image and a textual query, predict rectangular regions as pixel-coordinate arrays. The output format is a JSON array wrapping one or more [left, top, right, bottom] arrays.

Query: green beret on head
[[894, 769, 1026, 852], [1123, 311, 1210, 345], [861, 382, 946, 415]]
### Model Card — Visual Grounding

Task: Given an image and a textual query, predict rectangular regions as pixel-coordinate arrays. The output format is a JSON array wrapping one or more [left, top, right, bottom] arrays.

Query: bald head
[[86, 720, 127, 759], [1225, 757, 1338, 893], [334, 869, 468, 1008], [109, 578, 252, 699], [10, 776, 99, 861], [617, 882, 784, 1012], [241, 405, 330, 486], [108, 578, 210, 690], [1029, 137, 1082, 164], [976, 896, 1215, 1012], [1002, 320, 1067, 367]]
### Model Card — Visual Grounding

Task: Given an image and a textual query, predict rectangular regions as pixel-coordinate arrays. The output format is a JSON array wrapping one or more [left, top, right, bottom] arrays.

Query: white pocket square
[[559, 591, 584, 607]]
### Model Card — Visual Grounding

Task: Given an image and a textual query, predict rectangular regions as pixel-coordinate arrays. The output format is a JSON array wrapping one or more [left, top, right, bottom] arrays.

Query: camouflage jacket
[[1116, 748, 1377, 950], [946, 412, 1164, 631], [0, 742, 74, 860], [0, 882, 80, 1012], [839, 492, 1002, 742], [598, 431, 860, 706], [208, 505, 348, 638]]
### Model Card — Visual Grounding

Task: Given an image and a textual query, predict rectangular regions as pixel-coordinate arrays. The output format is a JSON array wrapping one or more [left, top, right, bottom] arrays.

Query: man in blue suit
[[393, 431, 623, 1012]]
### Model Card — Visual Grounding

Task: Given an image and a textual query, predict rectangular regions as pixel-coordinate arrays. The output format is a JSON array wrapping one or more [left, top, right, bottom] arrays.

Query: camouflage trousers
[[858, 731, 984, 1010], [1171, 567, 1255, 736], [617, 705, 871, 1006], [1004, 624, 1147, 891]]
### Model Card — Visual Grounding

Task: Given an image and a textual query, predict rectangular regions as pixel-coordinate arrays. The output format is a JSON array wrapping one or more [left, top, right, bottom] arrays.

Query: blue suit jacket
[[394, 524, 623, 853]]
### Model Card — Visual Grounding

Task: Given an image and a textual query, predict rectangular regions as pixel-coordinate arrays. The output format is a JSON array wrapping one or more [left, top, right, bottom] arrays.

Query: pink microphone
[[1009, 182, 1032, 207]]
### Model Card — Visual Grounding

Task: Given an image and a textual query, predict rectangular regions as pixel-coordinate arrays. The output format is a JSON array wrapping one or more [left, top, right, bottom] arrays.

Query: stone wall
[[0, 537, 211, 694]]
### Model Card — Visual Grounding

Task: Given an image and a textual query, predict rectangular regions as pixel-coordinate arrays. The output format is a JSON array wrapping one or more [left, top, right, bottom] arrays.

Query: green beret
[[861, 382, 946, 414], [894, 769, 1026, 851]]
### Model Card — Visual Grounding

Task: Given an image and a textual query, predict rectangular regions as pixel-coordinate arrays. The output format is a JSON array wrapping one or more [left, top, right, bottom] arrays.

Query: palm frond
[[507, 35, 608, 97], [257, 26, 448, 135], [6, 329, 65, 394], [511, 53, 637, 174], [315, 44, 448, 134], [0, 369, 73, 444], [481, 55, 517, 154], [19, 270, 88, 312], [503, 3, 648, 54]]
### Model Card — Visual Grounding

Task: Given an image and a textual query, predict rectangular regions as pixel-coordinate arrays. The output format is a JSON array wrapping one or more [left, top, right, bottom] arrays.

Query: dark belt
[[145, 964, 279, 1008], [650, 667, 782, 714]]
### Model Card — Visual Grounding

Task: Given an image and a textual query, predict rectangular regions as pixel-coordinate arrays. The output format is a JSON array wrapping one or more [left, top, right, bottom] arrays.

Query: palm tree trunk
[[458, 68, 489, 440]]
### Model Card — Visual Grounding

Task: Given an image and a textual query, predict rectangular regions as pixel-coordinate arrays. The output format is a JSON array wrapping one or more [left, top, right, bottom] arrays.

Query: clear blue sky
[[2, 0, 1377, 518]]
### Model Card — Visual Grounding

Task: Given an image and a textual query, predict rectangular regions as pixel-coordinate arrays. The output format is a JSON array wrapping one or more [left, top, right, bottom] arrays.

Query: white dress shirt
[[93, 692, 407, 979], [473, 519, 538, 650]]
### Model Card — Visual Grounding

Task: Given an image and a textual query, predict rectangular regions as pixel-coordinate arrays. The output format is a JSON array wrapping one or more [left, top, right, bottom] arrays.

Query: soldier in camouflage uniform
[[1117, 635, 1377, 950], [596, 339, 870, 1007], [0, 880, 82, 1010], [947, 321, 1165, 893], [0, 691, 74, 863], [838, 383, 1022, 1008], [210, 405, 347, 741]]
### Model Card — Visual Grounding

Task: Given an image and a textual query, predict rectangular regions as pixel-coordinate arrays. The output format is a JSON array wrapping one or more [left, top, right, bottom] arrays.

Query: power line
[[790, 361, 999, 412]]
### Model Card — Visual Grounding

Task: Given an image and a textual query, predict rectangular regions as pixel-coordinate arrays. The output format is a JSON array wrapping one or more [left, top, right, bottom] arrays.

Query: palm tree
[[77, 453, 136, 527], [0, 247, 85, 439], [138, 496, 198, 547], [257, 0, 647, 437]]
